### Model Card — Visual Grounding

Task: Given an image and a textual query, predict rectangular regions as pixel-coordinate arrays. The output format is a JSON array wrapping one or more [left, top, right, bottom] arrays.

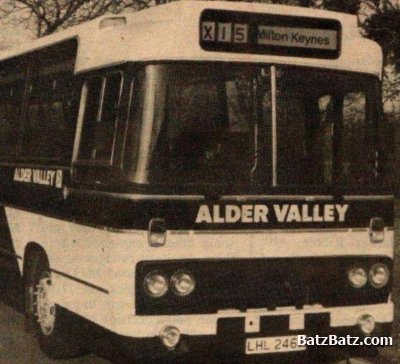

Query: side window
[[79, 73, 122, 162], [339, 92, 374, 185], [0, 59, 27, 158], [381, 113, 395, 188], [0, 83, 25, 157], [79, 77, 102, 159], [21, 78, 52, 157], [20, 76, 75, 160], [0, 86, 13, 156], [50, 78, 76, 160], [0, 41, 77, 161]]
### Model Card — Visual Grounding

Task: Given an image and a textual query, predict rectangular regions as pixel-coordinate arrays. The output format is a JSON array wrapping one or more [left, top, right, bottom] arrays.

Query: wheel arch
[[22, 241, 85, 358], [23, 242, 49, 283]]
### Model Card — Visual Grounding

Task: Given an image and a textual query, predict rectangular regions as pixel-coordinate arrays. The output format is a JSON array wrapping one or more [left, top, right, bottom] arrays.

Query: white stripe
[[221, 195, 334, 201], [343, 195, 394, 201], [64, 187, 205, 201]]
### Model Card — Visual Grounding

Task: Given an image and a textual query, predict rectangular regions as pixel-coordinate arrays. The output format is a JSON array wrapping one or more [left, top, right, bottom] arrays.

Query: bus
[[0, 0, 394, 361]]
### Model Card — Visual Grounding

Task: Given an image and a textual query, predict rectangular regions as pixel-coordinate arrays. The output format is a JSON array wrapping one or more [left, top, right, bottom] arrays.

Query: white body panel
[[0, 1, 382, 77], [5, 206, 393, 337]]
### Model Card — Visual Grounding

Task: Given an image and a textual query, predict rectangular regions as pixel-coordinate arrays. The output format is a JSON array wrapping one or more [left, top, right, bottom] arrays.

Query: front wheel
[[24, 251, 86, 359]]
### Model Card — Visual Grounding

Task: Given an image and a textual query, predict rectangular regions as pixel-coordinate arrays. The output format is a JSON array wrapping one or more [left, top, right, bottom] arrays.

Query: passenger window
[[275, 67, 377, 187], [381, 113, 395, 188], [50, 78, 76, 159], [20, 76, 75, 160], [79, 73, 122, 162], [79, 77, 102, 160], [0, 86, 14, 156], [21, 78, 53, 157], [339, 92, 374, 185]]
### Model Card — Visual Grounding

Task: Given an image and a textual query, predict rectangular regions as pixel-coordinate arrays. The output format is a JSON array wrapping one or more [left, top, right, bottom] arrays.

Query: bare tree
[[298, 0, 313, 7], [0, 0, 151, 37], [311, 0, 400, 105], [361, 1, 400, 104]]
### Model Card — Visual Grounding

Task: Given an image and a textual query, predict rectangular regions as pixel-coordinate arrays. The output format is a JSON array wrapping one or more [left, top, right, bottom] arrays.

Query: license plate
[[245, 335, 306, 355]]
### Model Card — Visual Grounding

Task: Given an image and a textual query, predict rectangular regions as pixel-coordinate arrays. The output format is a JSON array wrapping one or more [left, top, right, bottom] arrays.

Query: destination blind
[[200, 9, 341, 59]]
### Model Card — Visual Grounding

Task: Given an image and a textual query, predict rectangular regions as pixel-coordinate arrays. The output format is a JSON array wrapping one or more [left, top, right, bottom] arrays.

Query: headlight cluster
[[348, 267, 367, 288], [369, 263, 390, 288], [144, 271, 169, 298], [348, 263, 389, 289], [144, 270, 195, 298]]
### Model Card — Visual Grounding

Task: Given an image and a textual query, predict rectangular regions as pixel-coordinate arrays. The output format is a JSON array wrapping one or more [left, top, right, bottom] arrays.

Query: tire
[[24, 250, 86, 359]]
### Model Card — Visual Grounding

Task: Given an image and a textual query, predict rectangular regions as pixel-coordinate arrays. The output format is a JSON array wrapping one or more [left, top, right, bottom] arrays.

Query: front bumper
[[113, 323, 392, 362], [109, 303, 393, 361], [110, 302, 393, 337]]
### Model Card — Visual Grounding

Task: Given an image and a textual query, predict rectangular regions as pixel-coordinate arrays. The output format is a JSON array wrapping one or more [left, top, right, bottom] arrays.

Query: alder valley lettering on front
[[195, 204, 349, 224]]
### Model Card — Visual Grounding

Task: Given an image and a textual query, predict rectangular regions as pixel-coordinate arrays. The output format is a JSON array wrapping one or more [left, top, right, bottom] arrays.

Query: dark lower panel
[[136, 257, 392, 315], [0, 206, 23, 310]]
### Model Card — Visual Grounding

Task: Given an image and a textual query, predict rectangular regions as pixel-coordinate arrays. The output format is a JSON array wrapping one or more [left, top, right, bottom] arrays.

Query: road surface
[[0, 302, 107, 363]]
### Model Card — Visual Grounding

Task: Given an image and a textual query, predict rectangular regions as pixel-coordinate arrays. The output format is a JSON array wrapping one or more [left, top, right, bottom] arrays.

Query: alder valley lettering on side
[[13, 167, 63, 188], [195, 204, 349, 224]]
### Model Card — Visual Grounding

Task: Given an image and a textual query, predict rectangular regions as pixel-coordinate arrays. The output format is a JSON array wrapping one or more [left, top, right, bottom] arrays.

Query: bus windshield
[[144, 64, 259, 187], [134, 64, 381, 188], [274, 66, 379, 187]]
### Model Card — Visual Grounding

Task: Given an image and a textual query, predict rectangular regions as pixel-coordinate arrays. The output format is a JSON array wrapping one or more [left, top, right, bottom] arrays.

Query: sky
[[0, 14, 33, 51]]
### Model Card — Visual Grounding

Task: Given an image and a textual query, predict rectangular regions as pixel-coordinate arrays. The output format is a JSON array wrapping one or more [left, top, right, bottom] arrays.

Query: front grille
[[136, 257, 392, 315]]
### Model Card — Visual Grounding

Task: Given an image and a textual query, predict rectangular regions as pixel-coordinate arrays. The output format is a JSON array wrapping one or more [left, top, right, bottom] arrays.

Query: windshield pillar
[[271, 65, 277, 187], [134, 65, 165, 184]]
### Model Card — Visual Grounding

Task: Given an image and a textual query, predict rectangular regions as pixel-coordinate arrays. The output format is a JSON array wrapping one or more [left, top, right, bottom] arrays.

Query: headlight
[[160, 326, 181, 349], [171, 271, 195, 296], [369, 263, 389, 288], [144, 271, 168, 298], [348, 267, 367, 288], [358, 314, 375, 335]]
